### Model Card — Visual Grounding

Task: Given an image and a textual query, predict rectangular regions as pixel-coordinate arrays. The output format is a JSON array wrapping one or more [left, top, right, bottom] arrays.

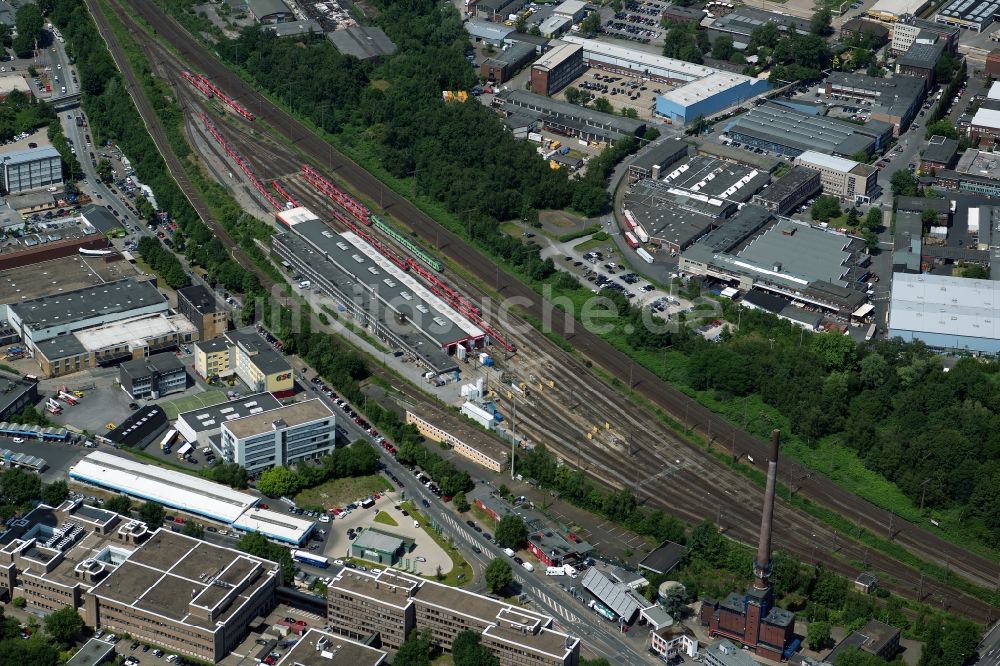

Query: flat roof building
[[7, 278, 168, 350], [351, 527, 413, 565], [0, 370, 39, 422], [1, 146, 61, 195], [265, 19, 322, 37], [192, 328, 293, 397], [970, 107, 1000, 147], [822, 72, 925, 136], [476, 0, 527, 22], [553, 0, 587, 21], [891, 15, 960, 52], [889, 272, 1000, 353], [794, 150, 880, 204], [703, 639, 763, 666], [68, 451, 314, 544], [220, 398, 336, 473], [539, 14, 572, 38], [466, 19, 516, 44], [0, 501, 281, 663], [67, 639, 117, 666], [724, 102, 892, 158], [495, 89, 646, 144], [682, 213, 871, 315], [655, 72, 770, 125], [897, 41, 945, 86], [527, 528, 591, 567], [560, 35, 719, 83], [327, 568, 580, 665], [175, 391, 282, 447], [249, 0, 293, 23], [80, 205, 123, 236], [176, 284, 228, 342], [868, 0, 931, 21], [104, 405, 169, 450], [530, 41, 586, 95], [638, 540, 688, 575], [119, 352, 187, 400], [920, 134, 960, 171], [825, 620, 900, 663], [751, 165, 822, 215], [482, 41, 537, 83], [935, 0, 1000, 31], [405, 410, 508, 472], [275, 629, 387, 666], [627, 138, 689, 183], [327, 26, 397, 59], [707, 7, 810, 48]]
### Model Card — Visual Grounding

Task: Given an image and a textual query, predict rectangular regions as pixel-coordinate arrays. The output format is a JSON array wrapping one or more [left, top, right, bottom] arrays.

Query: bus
[[159, 429, 178, 452], [291, 550, 330, 568]]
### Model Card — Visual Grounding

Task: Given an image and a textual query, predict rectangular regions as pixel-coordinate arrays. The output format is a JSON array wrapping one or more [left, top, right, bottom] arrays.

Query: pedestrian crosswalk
[[531, 588, 580, 624], [441, 513, 486, 552]]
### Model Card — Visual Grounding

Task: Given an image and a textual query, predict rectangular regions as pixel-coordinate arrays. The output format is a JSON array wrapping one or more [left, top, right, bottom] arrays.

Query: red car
[[259, 503, 269, 510]]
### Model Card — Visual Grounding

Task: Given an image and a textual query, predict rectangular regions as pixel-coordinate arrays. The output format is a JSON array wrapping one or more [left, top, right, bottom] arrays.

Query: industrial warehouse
[[889, 273, 1000, 353], [68, 451, 315, 544], [272, 207, 487, 374]]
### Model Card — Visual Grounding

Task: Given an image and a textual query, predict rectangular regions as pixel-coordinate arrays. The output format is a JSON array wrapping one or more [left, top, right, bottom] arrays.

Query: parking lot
[[604, 0, 666, 44], [0, 435, 85, 482], [558, 67, 662, 119]]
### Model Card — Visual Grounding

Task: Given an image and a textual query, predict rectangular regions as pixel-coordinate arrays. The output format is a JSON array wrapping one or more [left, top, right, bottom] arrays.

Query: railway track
[[106, 0, 999, 619]]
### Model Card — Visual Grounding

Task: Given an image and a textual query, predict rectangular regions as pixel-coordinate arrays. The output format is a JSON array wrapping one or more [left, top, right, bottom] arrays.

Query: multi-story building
[[327, 568, 581, 665], [649, 626, 699, 662], [920, 135, 960, 172], [890, 15, 959, 53], [627, 140, 689, 183], [192, 328, 294, 397], [822, 72, 925, 136], [275, 629, 387, 666], [529, 42, 585, 96], [969, 108, 1000, 147], [751, 166, 822, 215], [175, 391, 283, 447], [34, 313, 196, 378], [404, 411, 507, 472], [0, 501, 281, 663], [0, 370, 38, 421], [793, 151, 880, 204], [0, 146, 61, 194], [6, 279, 168, 352], [118, 352, 187, 400], [897, 41, 944, 89], [219, 399, 335, 472], [481, 42, 537, 84], [176, 284, 228, 342]]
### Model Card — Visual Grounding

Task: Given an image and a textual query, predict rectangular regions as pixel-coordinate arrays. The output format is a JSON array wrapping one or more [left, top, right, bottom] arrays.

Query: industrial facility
[[935, 0, 1000, 31], [889, 273, 1000, 353], [700, 431, 796, 661], [0, 146, 62, 194], [494, 89, 647, 144]]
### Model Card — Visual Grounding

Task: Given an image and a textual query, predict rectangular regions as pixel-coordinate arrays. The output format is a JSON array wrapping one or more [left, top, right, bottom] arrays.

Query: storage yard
[[109, 0, 1000, 623]]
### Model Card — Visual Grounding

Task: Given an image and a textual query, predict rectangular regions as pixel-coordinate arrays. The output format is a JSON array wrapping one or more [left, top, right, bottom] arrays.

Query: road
[[104, 0, 1000, 618]]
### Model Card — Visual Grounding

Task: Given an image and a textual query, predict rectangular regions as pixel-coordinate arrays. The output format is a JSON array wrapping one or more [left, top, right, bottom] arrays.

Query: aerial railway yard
[[101, 0, 999, 621]]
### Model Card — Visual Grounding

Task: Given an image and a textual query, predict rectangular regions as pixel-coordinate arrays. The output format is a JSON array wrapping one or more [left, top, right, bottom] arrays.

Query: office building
[[822, 72, 925, 135], [706, 7, 810, 47], [539, 15, 572, 38], [0, 501, 281, 663], [920, 135, 959, 172], [405, 410, 508, 472], [723, 103, 892, 158], [175, 391, 283, 448], [650, 626, 699, 662], [248, 0, 293, 23], [897, 41, 944, 87], [751, 166, 821, 215], [327, 568, 581, 665], [69, 450, 314, 544], [104, 405, 169, 450], [627, 139, 689, 183], [889, 273, 1000, 353], [482, 41, 537, 83], [530, 42, 586, 95], [119, 352, 187, 400], [176, 284, 228, 341], [192, 328, 294, 397], [825, 620, 900, 663], [890, 15, 960, 52], [33, 312, 196, 378], [6, 279, 168, 351], [274, 629, 387, 666], [793, 151, 880, 204], [935, 0, 1000, 32], [553, 0, 587, 22], [219, 398, 336, 472], [970, 108, 1000, 147], [1, 146, 61, 194], [681, 213, 870, 315], [0, 370, 38, 421], [560, 35, 721, 83], [655, 72, 770, 125]]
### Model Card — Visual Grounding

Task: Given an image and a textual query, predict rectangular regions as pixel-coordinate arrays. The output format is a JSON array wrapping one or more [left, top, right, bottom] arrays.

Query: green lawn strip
[[373, 511, 399, 527], [122, 447, 201, 475], [401, 501, 472, 587], [294, 474, 392, 511]]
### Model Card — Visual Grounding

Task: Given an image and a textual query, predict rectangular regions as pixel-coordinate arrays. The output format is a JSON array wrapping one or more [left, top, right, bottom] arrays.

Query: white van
[[503, 547, 515, 557], [563, 564, 578, 578], [546, 566, 564, 576], [521, 561, 534, 572], [299, 280, 311, 289]]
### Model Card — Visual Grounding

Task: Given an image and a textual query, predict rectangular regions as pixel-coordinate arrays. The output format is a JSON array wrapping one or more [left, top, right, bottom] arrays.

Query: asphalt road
[[109, 0, 1000, 614]]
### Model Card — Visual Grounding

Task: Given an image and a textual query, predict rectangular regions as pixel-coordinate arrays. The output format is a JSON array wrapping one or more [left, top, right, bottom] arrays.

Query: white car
[[333, 559, 344, 566], [318, 515, 330, 523], [11, 437, 24, 444]]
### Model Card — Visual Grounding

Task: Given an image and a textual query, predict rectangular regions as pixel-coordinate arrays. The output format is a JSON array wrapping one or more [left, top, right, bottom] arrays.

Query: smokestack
[[753, 430, 780, 591]]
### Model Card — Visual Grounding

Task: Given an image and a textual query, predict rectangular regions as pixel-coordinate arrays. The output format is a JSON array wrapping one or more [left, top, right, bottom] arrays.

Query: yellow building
[[193, 328, 294, 398]]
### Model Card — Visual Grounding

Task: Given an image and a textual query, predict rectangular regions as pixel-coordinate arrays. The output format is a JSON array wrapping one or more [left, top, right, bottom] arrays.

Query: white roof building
[[795, 150, 863, 174], [971, 107, 1000, 130], [889, 273, 1000, 353], [868, 0, 930, 20], [560, 35, 716, 82]]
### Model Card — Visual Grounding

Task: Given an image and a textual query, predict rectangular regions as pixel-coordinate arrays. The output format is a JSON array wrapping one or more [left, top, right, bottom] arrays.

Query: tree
[[810, 8, 832, 36], [811, 195, 841, 222], [453, 630, 500, 666], [40, 480, 68, 506], [495, 514, 528, 549], [138, 501, 165, 529], [593, 97, 613, 114], [890, 169, 919, 196], [865, 207, 882, 232], [925, 118, 959, 140], [846, 207, 859, 227], [712, 35, 735, 61], [860, 229, 879, 251], [453, 491, 470, 512], [182, 521, 205, 538], [0, 467, 40, 506], [580, 11, 601, 37], [621, 107, 638, 118], [257, 466, 301, 497], [564, 86, 583, 105], [963, 264, 990, 279], [807, 620, 833, 650], [810, 332, 857, 371], [394, 630, 432, 666], [484, 558, 514, 594], [43, 606, 84, 645], [238, 531, 294, 582], [104, 494, 133, 516], [96, 158, 113, 183]]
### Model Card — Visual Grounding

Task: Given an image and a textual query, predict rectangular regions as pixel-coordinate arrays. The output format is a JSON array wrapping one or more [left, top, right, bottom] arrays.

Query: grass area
[[572, 237, 606, 253], [432, 655, 455, 666], [402, 501, 473, 587], [294, 474, 392, 510], [373, 511, 399, 527], [557, 224, 601, 243], [123, 447, 201, 475], [0, 363, 18, 375], [159, 390, 227, 420]]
